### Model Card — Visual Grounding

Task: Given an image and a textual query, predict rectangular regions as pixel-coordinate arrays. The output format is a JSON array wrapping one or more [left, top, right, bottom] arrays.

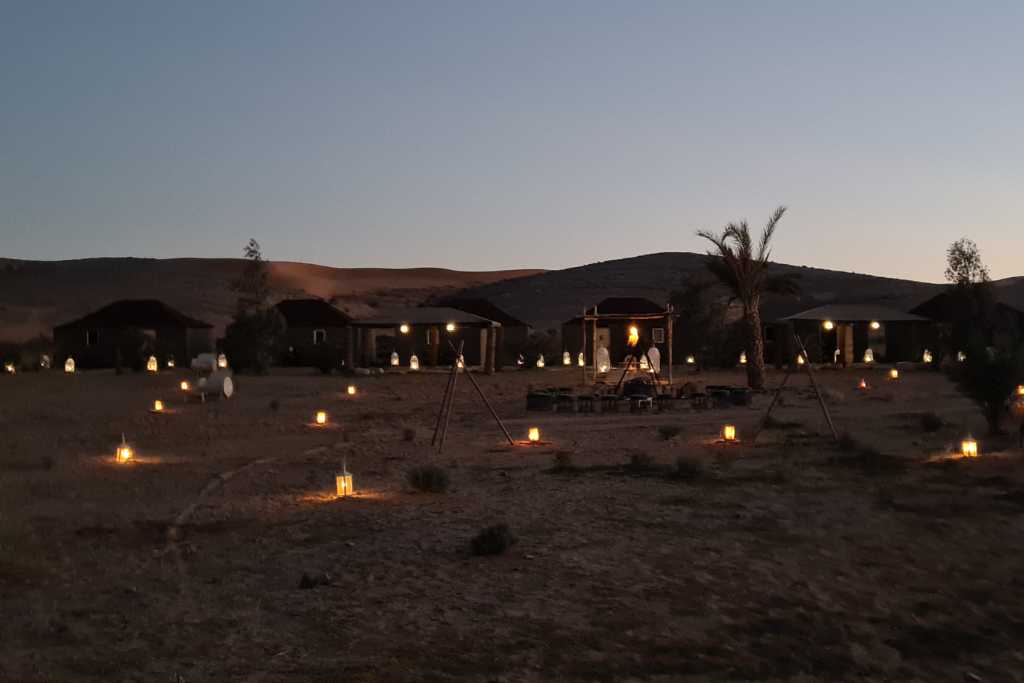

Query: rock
[[299, 571, 331, 589]]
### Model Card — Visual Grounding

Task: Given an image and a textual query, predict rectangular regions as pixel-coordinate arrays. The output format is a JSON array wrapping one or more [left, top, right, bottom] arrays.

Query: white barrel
[[198, 371, 234, 398], [191, 353, 218, 373]]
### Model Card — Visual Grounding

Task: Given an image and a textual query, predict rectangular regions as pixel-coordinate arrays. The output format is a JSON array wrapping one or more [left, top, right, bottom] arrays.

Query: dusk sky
[[2, 1, 1022, 282]]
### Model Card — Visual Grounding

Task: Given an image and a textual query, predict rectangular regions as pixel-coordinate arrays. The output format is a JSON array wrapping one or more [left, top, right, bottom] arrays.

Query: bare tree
[[697, 206, 798, 390]]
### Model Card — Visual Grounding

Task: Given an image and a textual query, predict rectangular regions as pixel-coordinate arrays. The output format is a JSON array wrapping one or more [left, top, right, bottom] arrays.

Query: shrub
[[920, 411, 944, 432], [407, 465, 450, 493], [657, 425, 682, 441], [951, 341, 1024, 434], [471, 523, 516, 556], [402, 426, 418, 442], [672, 456, 703, 480], [626, 452, 655, 472], [222, 307, 286, 374]]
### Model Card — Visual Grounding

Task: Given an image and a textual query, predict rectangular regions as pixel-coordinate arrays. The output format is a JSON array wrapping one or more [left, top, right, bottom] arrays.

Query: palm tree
[[697, 206, 798, 390]]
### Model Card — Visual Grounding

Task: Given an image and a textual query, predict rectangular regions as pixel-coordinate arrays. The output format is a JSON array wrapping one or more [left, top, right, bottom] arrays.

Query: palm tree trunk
[[744, 302, 766, 390]]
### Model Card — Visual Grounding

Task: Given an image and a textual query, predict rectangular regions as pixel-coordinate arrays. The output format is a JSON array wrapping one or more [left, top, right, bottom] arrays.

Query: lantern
[[823, 320, 835, 331], [863, 348, 874, 363], [390, 351, 400, 367], [686, 355, 695, 365], [116, 434, 133, 463], [577, 352, 585, 367], [3, 362, 14, 374], [722, 424, 737, 442], [627, 325, 639, 347], [180, 380, 190, 392], [562, 351, 571, 366], [64, 357, 76, 373], [315, 411, 328, 426], [146, 356, 158, 373], [922, 349, 933, 364], [153, 399, 164, 412], [739, 351, 747, 365], [166, 357, 175, 368], [335, 458, 354, 497], [217, 353, 228, 369], [957, 351, 967, 363], [960, 437, 979, 458], [528, 427, 540, 442], [347, 384, 357, 396], [445, 322, 456, 333], [40, 354, 51, 369], [399, 323, 410, 334], [870, 321, 881, 331], [857, 378, 869, 391], [410, 354, 420, 371], [516, 354, 525, 367], [598, 362, 609, 373], [796, 354, 806, 366], [1016, 385, 1024, 398], [889, 368, 899, 380], [639, 355, 649, 370], [536, 355, 545, 368], [456, 355, 465, 369]]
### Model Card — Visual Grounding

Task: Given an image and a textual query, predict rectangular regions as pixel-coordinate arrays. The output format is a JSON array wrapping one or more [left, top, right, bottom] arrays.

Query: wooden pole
[[431, 351, 460, 447], [436, 341, 466, 453], [591, 306, 598, 379], [580, 308, 587, 385], [794, 333, 839, 442], [751, 364, 795, 443], [445, 339, 515, 447]]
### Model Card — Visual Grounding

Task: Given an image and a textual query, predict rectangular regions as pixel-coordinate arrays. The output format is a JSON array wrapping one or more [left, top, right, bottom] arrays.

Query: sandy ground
[[2, 365, 1023, 682]]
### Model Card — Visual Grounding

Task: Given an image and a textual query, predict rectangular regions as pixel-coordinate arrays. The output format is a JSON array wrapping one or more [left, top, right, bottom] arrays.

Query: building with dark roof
[[53, 299, 214, 369], [351, 307, 500, 370], [910, 287, 1024, 354], [274, 298, 353, 367], [430, 297, 531, 366]]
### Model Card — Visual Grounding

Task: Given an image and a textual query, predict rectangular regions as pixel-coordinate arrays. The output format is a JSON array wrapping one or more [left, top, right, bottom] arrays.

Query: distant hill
[[451, 252, 1024, 330], [0, 258, 543, 341]]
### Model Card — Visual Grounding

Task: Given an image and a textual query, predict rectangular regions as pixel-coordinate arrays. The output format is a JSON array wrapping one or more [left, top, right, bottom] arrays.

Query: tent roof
[[275, 298, 352, 327], [429, 297, 528, 327], [780, 303, 928, 323], [352, 306, 498, 327], [591, 297, 666, 315], [54, 299, 213, 331]]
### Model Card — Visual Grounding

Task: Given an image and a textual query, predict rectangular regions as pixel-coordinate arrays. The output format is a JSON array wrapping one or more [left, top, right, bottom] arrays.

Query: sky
[[2, 1, 1022, 282]]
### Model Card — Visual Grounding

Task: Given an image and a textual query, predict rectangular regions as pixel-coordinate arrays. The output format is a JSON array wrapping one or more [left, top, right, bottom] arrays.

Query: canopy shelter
[[772, 303, 931, 365], [562, 297, 676, 386], [350, 307, 500, 372]]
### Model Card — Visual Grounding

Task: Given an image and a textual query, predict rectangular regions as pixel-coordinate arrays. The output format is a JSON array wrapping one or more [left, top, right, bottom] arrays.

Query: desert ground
[[2, 364, 1023, 682]]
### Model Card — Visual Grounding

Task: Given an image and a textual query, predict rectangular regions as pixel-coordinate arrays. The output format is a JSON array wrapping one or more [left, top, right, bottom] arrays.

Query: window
[[313, 329, 327, 345], [652, 328, 665, 343], [85, 330, 99, 347]]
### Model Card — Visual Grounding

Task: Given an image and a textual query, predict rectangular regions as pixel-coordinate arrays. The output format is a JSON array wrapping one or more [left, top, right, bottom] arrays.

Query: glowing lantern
[[577, 352, 585, 367], [40, 354, 51, 369], [639, 355, 649, 370], [863, 349, 874, 363], [153, 400, 164, 412], [146, 356, 158, 373], [180, 380, 190, 392], [796, 354, 806, 366], [739, 351, 747, 365], [686, 355, 695, 365], [563, 351, 571, 366], [823, 320, 835, 331], [410, 354, 420, 371], [889, 368, 899, 380], [627, 325, 639, 347], [399, 323, 410, 334], [347, 384, 357, 396], [166, 357, 175, 368], [4, 362, 14, 374], [536, 355, 545, 368], [390, 351, 400, 367], [335, 458, 354, 497], [528, 427, 540, 442], [217, 353, 228, 369], [456, 355, 465, 369], [115, 434, 133, 463], [64, 357, 76, 373], [857, 378, 869, 391], [598, 362, 609, 373], [516, 354, 525, 367], [870, 321, 881, 331], [960, 437, 979, 458], [1016, 385, 1024, 397], [957, 351, 967, 363], [445, 322, 456, 333], [722, 424, 737, 442], [922, 349, 933, 364], [315, 410, 328, 426]]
